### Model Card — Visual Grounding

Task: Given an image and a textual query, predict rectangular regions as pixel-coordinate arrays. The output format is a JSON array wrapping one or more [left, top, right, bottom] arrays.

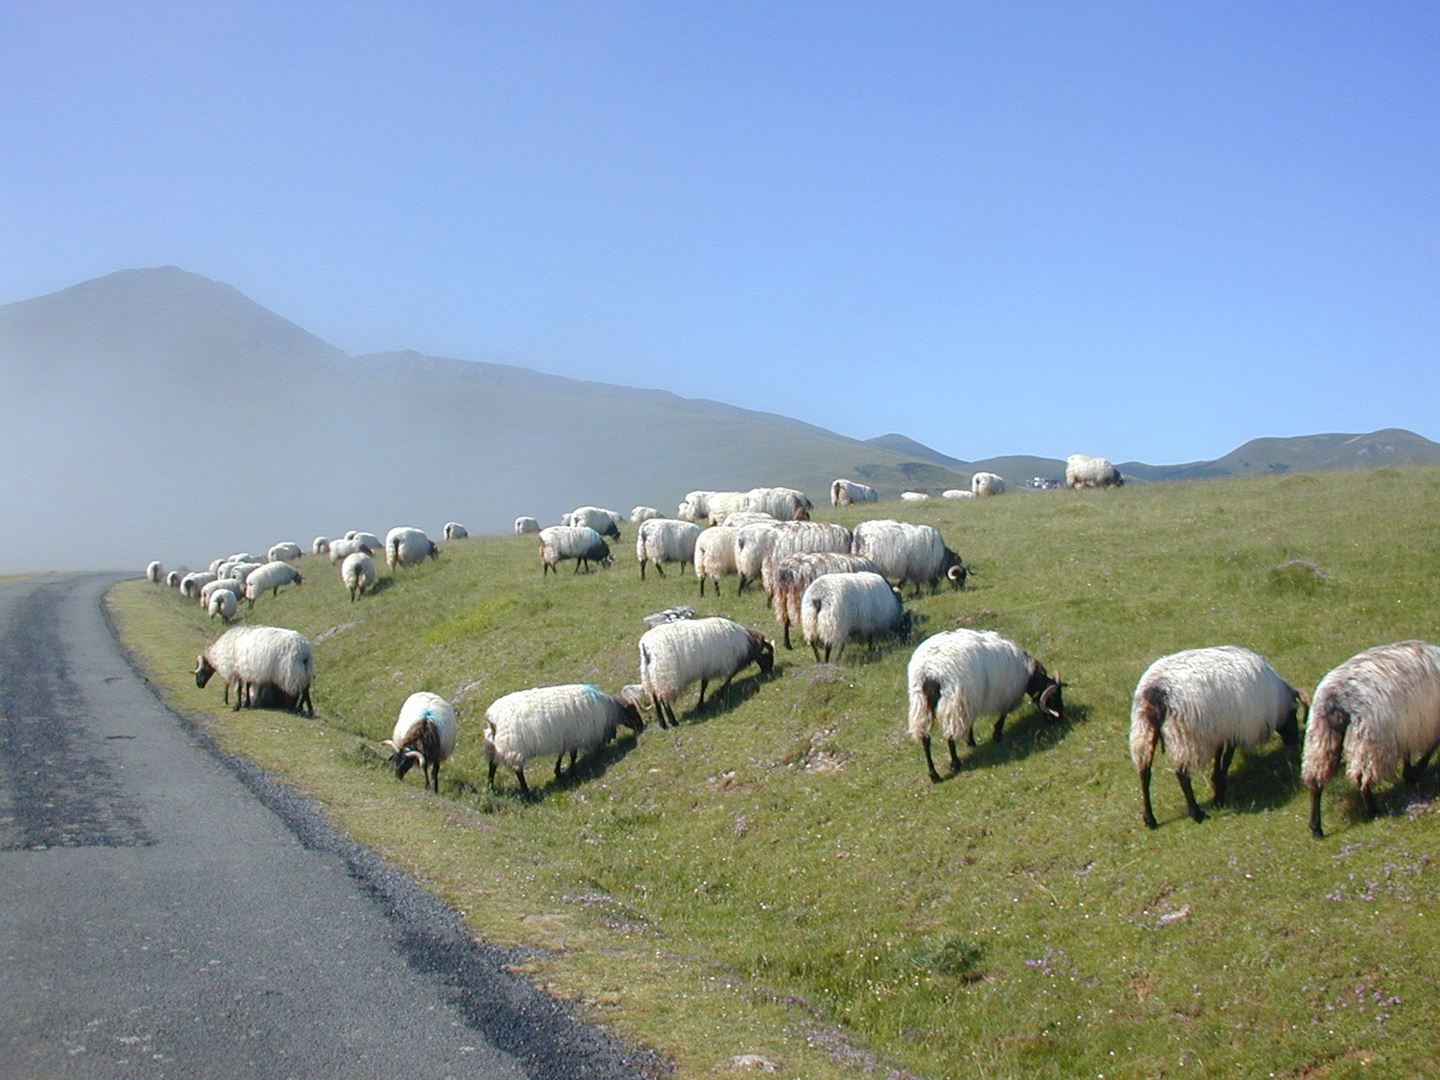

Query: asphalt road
[[0, 574, 664, 1079]]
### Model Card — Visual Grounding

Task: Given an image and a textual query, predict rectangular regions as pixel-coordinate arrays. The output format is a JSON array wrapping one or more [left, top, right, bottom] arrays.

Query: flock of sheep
[[147, 454, 1440, 836]]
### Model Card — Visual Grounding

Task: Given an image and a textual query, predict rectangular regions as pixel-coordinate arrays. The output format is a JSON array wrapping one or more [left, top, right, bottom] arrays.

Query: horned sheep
[[1129, 646, 1304, 829], [385, 526, 439, 571], [194, 625, 314, 715], [484, 684, 644, 796], [636, 518, 702, 580], [771, 551, 880, 649], [1066, 453, 1124, 489], [538, 526, 612, 575], [831, 479, 879, 507], [1302, 640, 1440, 837], [638, 617, 775, 729], [800, 571, 910, 663], [906, 629, 1065, 782], [851, 520, 966, 594], [382, 691, 458, 793]]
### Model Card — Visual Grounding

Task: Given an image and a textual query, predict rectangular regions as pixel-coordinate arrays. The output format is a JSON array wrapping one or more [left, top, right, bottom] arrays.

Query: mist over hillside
[[3, 267, 1436, 572]]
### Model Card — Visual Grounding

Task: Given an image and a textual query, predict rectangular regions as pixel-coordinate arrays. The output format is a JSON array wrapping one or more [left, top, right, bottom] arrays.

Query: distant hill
[[2, 266, 1434, 571]]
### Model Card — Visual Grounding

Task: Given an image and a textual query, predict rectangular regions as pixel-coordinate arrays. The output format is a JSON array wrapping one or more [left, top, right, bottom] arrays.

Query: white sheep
[[1129, 646, 1304, 829], [831, 479, 878, 507], [638, 617, 775, 729], [268, 541, 303, 563], [800, 571, 910, 663], [630, 506, 661, 523], [146, 560, 164, 584], [635, 518, 702, 580], [327, 537, 367, 563], [226, 561, 263, 585], [243, 561, 303, 608], [741, 486, 813, 521], [678, 490, 748, 525], [194, 625, 314, 715], [971, 472, 1007, 496], [484, 684, 644, 796], [694, 526, 739, 597], [200, 576, 242, 608], [514, 516, 541, 535], [350, 531, 382, 551], [312, 536, 330, 556], [851, 520, 966, 594], [770, 551, 880, 649], [165, 570, 182, 589], [566, 506, 622, 538], [385, 526, 439, 571], [207, 587, 238, 622], [758, 521, 854, 598], [899, 491, 930, 502], [1066, 453, 1125, 489], [538, 526, 612, 575], [443, 522, 469, 540], [1302, 640, 1440, 837], [180, 571, 216, 600], [716, 511, 777, 529], [942, 489, 974, 500], [341, 549, 377, 601], [906, 629, 1065, 781], [381, 691, 458, 793]]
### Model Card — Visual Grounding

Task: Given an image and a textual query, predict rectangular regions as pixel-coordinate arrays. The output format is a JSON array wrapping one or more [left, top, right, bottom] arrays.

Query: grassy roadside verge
[[110, 468, 1440, 1078]]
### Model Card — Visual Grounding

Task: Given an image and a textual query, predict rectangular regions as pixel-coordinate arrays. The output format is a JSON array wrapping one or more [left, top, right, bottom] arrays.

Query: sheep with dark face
[[244, 561, 303, 608], [1129, 646, 1304, 829], [635, 518, 702, 580], [566, 506, 622, 539], [770, 551, 880, 649], [385, 526, 439, 571], [382, 691, 458, 793], [851, 520, 966, 595], [1302, 640, 1440, 837], [1066, 453, 1124, 489], [800, 571, 911, 663], [639, 617, 775, 729], [538, 526, 612, 575], [194, 626, 314, 716], [484, 684, 643, 796], [831, 479, 878, 507], [906, 629, 1064, 782]]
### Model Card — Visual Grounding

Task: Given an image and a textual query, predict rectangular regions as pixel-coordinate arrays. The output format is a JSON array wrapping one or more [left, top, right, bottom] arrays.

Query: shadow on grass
[[933, 702, 1089, 781], [1220, 741, 1303, 814], [670, 669, 772, 727], [1321, 764, 1440, 833]]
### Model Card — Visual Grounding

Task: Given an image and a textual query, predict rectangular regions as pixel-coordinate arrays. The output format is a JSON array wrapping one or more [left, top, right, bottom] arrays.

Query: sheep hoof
[[1142, 814, 1158, 830]]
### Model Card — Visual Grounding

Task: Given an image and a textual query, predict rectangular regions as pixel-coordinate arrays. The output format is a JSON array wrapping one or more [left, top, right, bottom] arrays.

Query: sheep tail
[[1301, 699, 1349, 791], [1129, 684, 1167, 771]]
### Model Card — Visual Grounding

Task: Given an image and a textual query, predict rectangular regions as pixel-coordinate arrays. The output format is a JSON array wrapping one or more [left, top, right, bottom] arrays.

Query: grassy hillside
[[111, 470, 1440, 1078]]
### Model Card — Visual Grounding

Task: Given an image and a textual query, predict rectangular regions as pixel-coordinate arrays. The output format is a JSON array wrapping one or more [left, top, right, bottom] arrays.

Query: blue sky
[[4, 1, 1437, 464]]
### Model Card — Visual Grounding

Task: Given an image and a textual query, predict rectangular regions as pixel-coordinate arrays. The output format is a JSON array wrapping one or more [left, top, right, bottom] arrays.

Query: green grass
[[110, 468, 1440, 1079]]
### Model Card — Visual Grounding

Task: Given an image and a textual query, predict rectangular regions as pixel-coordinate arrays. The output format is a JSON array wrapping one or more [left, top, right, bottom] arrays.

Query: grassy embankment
[[109, 468, 1440, 1079]]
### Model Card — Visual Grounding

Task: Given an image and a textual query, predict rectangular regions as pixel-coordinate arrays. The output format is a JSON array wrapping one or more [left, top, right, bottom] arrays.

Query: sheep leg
[[427, 762, 439, 793], [1177, 770, 1207, 823], [832, 643, 842, 663], [992, 712, 1007, 743], [1308, 786, 1325, 838], [1402, 745, 1436, 784], [697, 679, 709, 708], [947, 737, 962, 773], [664, 700, 679, 728], [783, 621, 792, 650], [1212, 744, 1236, 805], [639, 561, 646, 580], [920, 735, 942, 783], [1139, 765, 1159, 829], [300, 686, 314, 718], [515, 767, 531, 796], [1360, 785, 1379, 820], [654, 563, 665, 577], [569, 749, 577, 772]]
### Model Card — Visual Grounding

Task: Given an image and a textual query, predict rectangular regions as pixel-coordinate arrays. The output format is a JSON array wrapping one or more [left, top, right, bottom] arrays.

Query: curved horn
[[406, 750, 426, 767], [380, 739, 398, 751]]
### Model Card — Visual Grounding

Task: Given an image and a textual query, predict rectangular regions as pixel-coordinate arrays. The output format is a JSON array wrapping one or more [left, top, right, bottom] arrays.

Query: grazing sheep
[[312, 536, 330, 556], [538, 526, 612, 575], [942, 489, 974, 500], [800, 571, 910, 663], [638, 617, 775, 729], [484, 684, 644, 795], [851, 520, 966, 594], [906, 629, 1065, 782], [1129, 646, 1304, 829], [381, 691, 458, 793], [200, 577, 242, 608], [1302, 641, 1440, 837], [146, 560, 164, 584], [971, 472, 1007, 496], [1066, 454, 1125, 489], [385, 526, 439, 571], [831, 479, 878, 507], [350, 531, 382, 551], [443, 522, 469, 540], [207, 587, 238, 622], [243, 561, 303, 608], [678, 490, 748, 525], [268, 541, 303, 563], [223, 561, 263, 586], [636, 518, 702, 579], [771, 551, 880, 649], [194, 625, 314, 715], [741, 486, 813, 521], [759, 521, 854, 598], [514, 516, 541, 535], [327, 537, 367, 563], [899, 491, 930, 502], [165, 571, 182, 589], [341, 549, 377, 601], [180, 571, 216, 600], [694, 526, 740, 597], [630, 506, 661, 523], [566, 506, 622, 539]]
